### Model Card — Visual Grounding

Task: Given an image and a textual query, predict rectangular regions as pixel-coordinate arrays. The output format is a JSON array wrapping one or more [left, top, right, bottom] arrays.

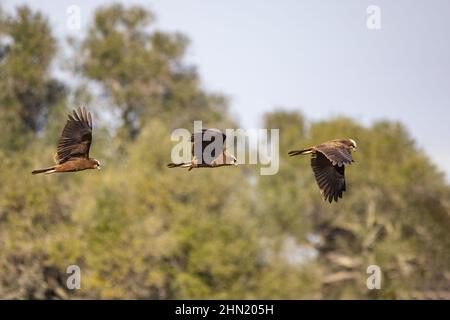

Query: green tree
[[0, 6, 65, 150], [0, 5, 70, 299]]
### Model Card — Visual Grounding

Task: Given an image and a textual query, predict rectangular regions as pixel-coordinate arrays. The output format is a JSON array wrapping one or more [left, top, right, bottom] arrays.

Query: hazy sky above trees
[[3, 0, 450, 179]]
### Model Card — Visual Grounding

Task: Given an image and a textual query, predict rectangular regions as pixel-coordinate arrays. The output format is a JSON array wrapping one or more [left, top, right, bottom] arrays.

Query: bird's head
[[348, 139, 357, 151], [92, 159, 102, 170], [226, 154, 238, 166]]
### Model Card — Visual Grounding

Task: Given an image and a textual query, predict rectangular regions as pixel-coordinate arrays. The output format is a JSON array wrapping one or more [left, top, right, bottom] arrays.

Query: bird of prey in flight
[[32, 107, 101, 174], [288, 139, 357, 202], [168, 128, 237, 171]]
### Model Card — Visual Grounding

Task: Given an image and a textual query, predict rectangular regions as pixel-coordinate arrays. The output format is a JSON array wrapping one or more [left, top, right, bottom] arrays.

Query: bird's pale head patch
[[349, 139, 357, 150], [227, 154, 238, 166], [93, 159, 101, 169]]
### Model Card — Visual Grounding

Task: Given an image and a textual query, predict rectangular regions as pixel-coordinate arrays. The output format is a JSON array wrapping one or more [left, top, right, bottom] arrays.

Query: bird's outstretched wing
[[311, 151, 346, 202], [191, 129, 226, 165], [55, 107, 93, 164], [314, 141, 353, 167]]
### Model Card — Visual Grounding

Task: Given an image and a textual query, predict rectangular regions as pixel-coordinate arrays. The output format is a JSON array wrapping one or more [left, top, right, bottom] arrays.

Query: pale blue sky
[[3, 0, 450, 178]]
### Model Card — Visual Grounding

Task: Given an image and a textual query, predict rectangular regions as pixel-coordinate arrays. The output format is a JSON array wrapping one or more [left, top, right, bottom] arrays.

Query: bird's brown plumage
[[167, 128, 237, 170], [55, 107, 93, 164], [288, 139, 356, 202], [32, 107, 101, 174]]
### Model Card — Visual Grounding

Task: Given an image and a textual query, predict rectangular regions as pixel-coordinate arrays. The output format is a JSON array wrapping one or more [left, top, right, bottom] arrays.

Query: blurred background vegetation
[[0, 3, 449, 299]]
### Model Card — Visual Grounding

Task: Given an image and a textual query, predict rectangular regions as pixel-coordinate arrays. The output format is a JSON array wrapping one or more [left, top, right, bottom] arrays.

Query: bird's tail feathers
[[32, 166, 56, 175], [288, 148, 313, 157], [167, 162, 192, 169], [167, 162, 182, 168]]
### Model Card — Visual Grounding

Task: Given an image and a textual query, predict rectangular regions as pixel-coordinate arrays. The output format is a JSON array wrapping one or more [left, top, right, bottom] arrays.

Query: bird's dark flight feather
[[311, 151, 346, 203], [56, 107, 93, 164]]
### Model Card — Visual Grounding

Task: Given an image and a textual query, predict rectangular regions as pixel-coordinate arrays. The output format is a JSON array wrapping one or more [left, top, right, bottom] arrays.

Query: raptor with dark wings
[[32, 107, 101, 174], [288, 139, 357, 202]]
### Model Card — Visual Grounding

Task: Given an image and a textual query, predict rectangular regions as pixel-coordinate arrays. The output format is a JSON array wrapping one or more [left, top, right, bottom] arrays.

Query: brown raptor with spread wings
[[288, 139, 357, 202], [32, 107, 101, 174]]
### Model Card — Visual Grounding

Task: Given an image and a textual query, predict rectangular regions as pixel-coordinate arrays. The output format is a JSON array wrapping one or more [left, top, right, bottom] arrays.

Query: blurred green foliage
[[0, 4, 448, 299]]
